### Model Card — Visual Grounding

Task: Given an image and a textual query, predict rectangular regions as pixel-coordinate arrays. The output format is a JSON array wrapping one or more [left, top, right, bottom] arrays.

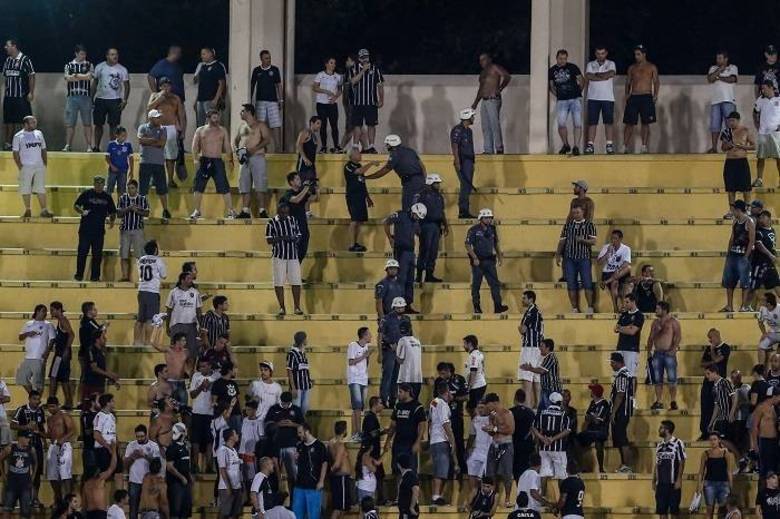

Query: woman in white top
[[354, 441, 381, 501], [312, 57, 342, 153]]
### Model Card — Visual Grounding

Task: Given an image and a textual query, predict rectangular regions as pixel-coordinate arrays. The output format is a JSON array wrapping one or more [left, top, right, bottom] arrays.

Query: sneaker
[[39, 209, 54, 218], [585, 307, 594, 315], [623, 147, 632, 154], [707, 148, 718, 154], [22, 209, 31, 218], [61, 145, 71, 152], [162, 209, 172, 220], [739, 305, 755, 312], [349, 433, 362, 442], [294, 308, 304, 315], [333, 146, 344, 153], [606, 143, 615, 155], [258, 209, 269, 218], [723, 212, 734, 220], [670, 401, 678, 410], [348, 244, 367, 252], [572, 146, 580, 156], [278, 308, 287, 316], [236, 211, 251, 219], [85, 147, 93, 153], [3, 142, 11, 151], [570, 308, 580, 313], [584, 143, 595, 155], [719, 306, 733, 313], [558, 144, 571, 155], [365, 147, 377, 154], [616, 465, 633, 474], [496, 149, 504, 154], [640, 145, 649, 154], [306, 210, 315, 220], [226, 210, 237, 220], [189, 209, 202, 221], [426, 273, 443, 283], [432, 497, 446, 506], [92, 146, 101, 152], [73, 275, 83, 281], [495, 304, 509, 314], [473, 305, 483, 314], [753, 178, 764, 188], [458, 212, 476, 219], [318, 147, 327, 154], [650, 401, 664, 410]]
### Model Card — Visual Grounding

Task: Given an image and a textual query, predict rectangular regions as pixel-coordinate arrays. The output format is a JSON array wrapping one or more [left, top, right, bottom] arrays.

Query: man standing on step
[[74, 176, 117, 282], [62, 44, 94, 153], [532, 391, 572, 484], [700, 329, 731, 440], [3, 39, 35, 150], [365, 135, 427, 211], [721, 200, 755, 312], [12, 115, 52, 218], [466, 209, 509, 314], [137, 109, 171, 219], [623, 45, 660, 154], [347, 48, 383, 153], [584, 46, 617, 155], [379, 297, 407, 408], [548, 49, 583, 156], [235, 104, 271, 219], [48, 301, 75, 409], [266, 201, 303, 316], [609, 352, 634, 473], [92, 48, 130, 150], [647, 301, 681, 410], [471, 52, 511, 155], [451, 108, 477, 218], [752, 80, 780, 188], [147, 77, 185, 189], [45, 396, 76, 504], [375, 259, 404, 320], [384, 203, 426, 313], [190, 109, 236, 220], [518, 290, 544, 409], [384, 383, 427, 480], [653, 420, 686, 519], [556, 204, 596, 314], [614, 293, 644, 396], [281, 172, 312, 265], [117, 180, 150, 283], [415, 174, 448, 283]]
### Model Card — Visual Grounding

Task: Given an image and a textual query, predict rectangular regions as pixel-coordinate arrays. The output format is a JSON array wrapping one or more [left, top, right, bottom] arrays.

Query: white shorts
[[19, 165, 46, 195], [618, 350, 639, 378], [518, 347, 541, 382], [163, 124, 179, 160], [46, 442, 73, 481], [539, 450, 568, 479], [466, 455, 488, 478], [759, 332, 780, 351], [272, 257, 302, 286]]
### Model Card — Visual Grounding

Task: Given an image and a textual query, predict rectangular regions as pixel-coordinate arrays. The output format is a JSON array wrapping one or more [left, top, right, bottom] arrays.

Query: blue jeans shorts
[[556, 98, 582, 128], [652, 351, 678, 385], [348, 383, 367, 411], [65, 95, 93, 127], [563, 257, 594, 290], [722, 253, 750, 289], [710, 102, 736, 133], [703, 480, 730, 506], [430, 442, 451, 479]]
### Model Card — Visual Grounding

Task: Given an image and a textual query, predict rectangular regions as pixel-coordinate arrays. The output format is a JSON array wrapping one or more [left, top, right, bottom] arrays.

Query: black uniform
[[165, 441, 193, 519], [610, 366, 633, 448], [465, 222, 505, 313], [387, 146, 425, 210], [297, 132, 317, 184], [74, 189, 116, 281], [388, 210, 418, 305], [281, 187, 311, 264], [415, 186, 445, 279], [450, 122, 476, 216], [11, 405, 45, 484], [511, 403, 537, 480], [559, 475, 586, 517], [344, 161, 369, 222], [375, 275, 404, 316]]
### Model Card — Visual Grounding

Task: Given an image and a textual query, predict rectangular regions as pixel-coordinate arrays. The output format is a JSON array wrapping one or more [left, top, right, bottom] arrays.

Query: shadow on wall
[[388, 82, 417, 147], [420, 85, 454, 156]]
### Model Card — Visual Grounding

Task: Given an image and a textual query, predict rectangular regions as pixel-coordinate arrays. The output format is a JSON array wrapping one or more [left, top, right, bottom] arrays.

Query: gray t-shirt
[[137, 123, 166, 165], [94, 62, 129, 100]]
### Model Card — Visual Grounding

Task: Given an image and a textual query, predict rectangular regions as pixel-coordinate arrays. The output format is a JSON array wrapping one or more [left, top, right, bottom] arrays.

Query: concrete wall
[[24, 72, 759, 154]]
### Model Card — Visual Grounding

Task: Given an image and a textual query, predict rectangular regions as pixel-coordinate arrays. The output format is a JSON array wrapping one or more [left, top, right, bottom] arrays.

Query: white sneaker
[[349, 433, 362, 442], [61, 145, 71, 152], [189, 210, 202, 220], [640, 145, 649, 154], [616, 465, 633, 474], [85, 147, 93, 153], [585, 307, 594, 315], [225, 210, 237, 220], [570, 308, 580, 313]]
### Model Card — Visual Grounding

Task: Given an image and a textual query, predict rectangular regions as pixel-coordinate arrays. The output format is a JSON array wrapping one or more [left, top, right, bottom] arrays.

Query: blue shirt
[[106, 140, 133, 172], [388, 210, 417, 251], [380, 312, 407, 345], [450, 123, 475, 160], [149, 58, 185, 100], [466, 223, 499, 259], [415, 188, 445, 223], [375, 275, 404, 314], [388, 146, 425, 188]]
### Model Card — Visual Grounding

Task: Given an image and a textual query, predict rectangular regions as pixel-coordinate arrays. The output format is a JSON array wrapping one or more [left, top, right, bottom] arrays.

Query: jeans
[[710, 101, 736, 133], [722, 253, 750, 289], [294, 388, 311, 415], [480, 98, 503, 153], [129, 481, 143, 519], [556, 98, 582, 128], [279, 446, 298, 491], [417, 221, 441, 273], [651, 351, 678, 384], [538, 389, 552, 413], [292, 487, 322, 519], [703, 480, 730, 506], [395, 248, 416, 304], [563, 257, 594, 290], [380, 347, 399, 406], [348, 383, 367, 410], [76, 230, 105, 280], [471, 258, 503, 311], [457, 158, 475, 214]]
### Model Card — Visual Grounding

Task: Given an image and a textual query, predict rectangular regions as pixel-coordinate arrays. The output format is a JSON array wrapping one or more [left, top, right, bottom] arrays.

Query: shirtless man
[[46, 396, 76, 502], [647, 301, 681, 410], [147, 364, 172, 408], [623, 45, 660, 154], [138, 458, 168, 519], [483, 393, 515, 507], [234, 104, 272, 219], [327, 421, 352, 519], [471, 53, 511, 154], [147, 78, 186, 188], [190, 110, 235, 220], [149, 398, 177, 450], [150, 333, 189, 409], [751, 394, 780, 479], [82, 442, 118, 519], [720, 112, 755, 217]]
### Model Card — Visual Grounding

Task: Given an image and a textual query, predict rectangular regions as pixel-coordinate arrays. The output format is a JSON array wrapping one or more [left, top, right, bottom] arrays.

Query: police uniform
[[415, 186, 445, 281], [388, 210, 418, 305], [379, 312, 405, 407], [465, 222, 505, 313], [388, 146, 426, 211], [374, 275, 404, 315], [450, 122, 475, 216]]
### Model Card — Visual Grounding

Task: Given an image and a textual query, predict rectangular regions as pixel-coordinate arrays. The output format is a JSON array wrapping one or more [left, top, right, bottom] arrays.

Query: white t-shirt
[[20, 320, 55, 360], [356, 464, 377, 492], [107, 504, 126, 519], [466, 349, 487, 389], [248, 380, 282, 434], [469, 415, 493, 462], [189, 371, 218, 415], [396, 335, 423, 383], [125, 439, 162, 484], [94, 61, 129, 100], [239, 417, 264, 455], [598, 243, 632, 273], [94, 411, 117, 447], [754, 95, 780, 135], [314, 71, 342, 105], [428, 397, 451, 445], [709, 64, 738, 105], [12, 130, 46, 166], [517, 468, 543, 511], [266, 507, 296, 519], [217, 444, 242, 489], [138, 255, 167, 294], [585, 60, 616, 101], [761, 305, 780, 333], [250, 472, 270, 512], [166, 286, 202, 326], [0, 381, 10, 419], [347, 341, 369, 385], [211, 415, 229, 452]]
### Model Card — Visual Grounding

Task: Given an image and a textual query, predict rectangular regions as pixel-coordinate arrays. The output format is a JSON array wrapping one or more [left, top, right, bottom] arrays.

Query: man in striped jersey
[[265, 201, 302, 315], [610, 352, 634, 473], [575, 384, 611, 473], [347, 48, 384, 153], [518, 290, 544, 408], [556, 205, 597, 313], [62, 45, 94, 152], [200, 296, 230, 349], [521, 338, 560, 412], [532, 391, 572, 482], [653, 420, 686, 519], [705, 365, 739, 455], [3, 39, 35, 149], [117, 180, 150, 282], [286, 332, 312, 415]]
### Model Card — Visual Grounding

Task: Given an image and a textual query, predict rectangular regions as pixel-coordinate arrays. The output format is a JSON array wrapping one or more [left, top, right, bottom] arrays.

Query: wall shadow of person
[[388, 82, 417, 147]]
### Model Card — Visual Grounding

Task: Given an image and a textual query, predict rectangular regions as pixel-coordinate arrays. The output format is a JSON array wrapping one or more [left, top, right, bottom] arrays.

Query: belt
[[482, 94, 501, 100]]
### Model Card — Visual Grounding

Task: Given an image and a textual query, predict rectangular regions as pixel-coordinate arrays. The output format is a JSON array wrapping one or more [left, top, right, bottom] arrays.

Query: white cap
[[384, 134, 402, 147], [259, 361, 274, 372], [478, 208, 494, 219], [459, 107, 476, 120], [549, 392, 563, 404], [147, 109, 162, 119], [411, 202, 427, 219], [172, 422, 187, 441], [385, 259, 400, 269], [391, 297, 407, 309], [426, 174, 442, 185]]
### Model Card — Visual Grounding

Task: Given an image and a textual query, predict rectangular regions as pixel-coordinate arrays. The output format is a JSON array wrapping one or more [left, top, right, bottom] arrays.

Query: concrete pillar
[[528, 0, 551, 154]]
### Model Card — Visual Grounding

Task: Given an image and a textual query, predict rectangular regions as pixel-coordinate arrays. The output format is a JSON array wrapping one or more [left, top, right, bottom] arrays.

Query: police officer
[[384, 203, 426, 313], [415, 174, 449, 283], [364, 134, 426, 210], [74, 175, 117, 281], [465, 208, 508, 314], [375, 259, 404, 319], [379, 296, 408, 407], [451, 108, 477, 219]]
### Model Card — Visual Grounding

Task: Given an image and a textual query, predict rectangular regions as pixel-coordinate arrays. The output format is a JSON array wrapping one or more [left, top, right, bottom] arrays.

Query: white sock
[[242, 207, 250, 212], [368, 142, 375, 149], [606, 140, 613, 144]]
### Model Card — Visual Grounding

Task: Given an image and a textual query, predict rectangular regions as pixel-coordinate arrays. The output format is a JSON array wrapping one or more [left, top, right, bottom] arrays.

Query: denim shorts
[[563, 257, 593, 290], [703, 480, 730, 506], [430, 442, 451, 479], [722, 253, 750, 289], [348, 383, 367, 411], [652, 350, 678, 384], [556, 98, 582, 128], [65, 95, 93, 127], [710, 102, 736, 133]]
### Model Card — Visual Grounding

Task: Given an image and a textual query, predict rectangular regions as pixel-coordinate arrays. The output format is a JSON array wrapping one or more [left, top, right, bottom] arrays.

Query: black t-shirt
[[508, 510, 542, 519], [701, 343, 731, 378], [755, 226, 777, 266], [361, 410, 382, 458], [196, 61, 226, 102], [281, 188, 310, 226], [266, 404, 304, 449], [761, 487, 780, 519], [391, 400, 426, 447], [559, 476, 586, 516], [78, 317, 101, 361], [81, 409, 97, 450], [211, 378, 241, 416], [6, 443, 34, 485], [584, 399, 611, 436], [251, 65, 281, 102], [295, 439, 327, 489], [616, 310, 645, 352], [768, 370, 780, 390], [83, 345, 107, 387], [511, 404, 536, 445], [397, 469, 420, 514], [165, 441, 191, 481], [751, 379, 772, 409], [548, 63, 582, 100], [755, 62, 780, 93], [75, 189, 117, 234], [344, 161, 368, 198]]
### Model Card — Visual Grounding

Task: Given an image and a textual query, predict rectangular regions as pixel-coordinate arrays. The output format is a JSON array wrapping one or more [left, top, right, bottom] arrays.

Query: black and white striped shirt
[[201, 310, 230, 348], [584, 398, 611, 435], [118, 194, 149, 231], [559, 219, 597, 260], [265, 215, 301, 260], [287, 346, 312, 391], [347, 64, 384, 106], [3, 53, 35, 98], [521, 304, 544, 348], [655, 436, 686, 485], [712, 377, 735, 422], [539, 352, 562, 393], [534, 404, 571, 452], [64, 60, 93, 96], [611, 366, 634, 418]]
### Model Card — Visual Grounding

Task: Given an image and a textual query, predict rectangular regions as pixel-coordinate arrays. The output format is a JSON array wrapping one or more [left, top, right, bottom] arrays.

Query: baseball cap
[[767, 45, 778, 55], [158, 76, 172, 85], [259, 361, 274, 373], [588, 384, 604, 398], [358, 48, 370, 58], [751, 199, 764, 208], [147, 109, 162, 119], [549, 392, 563, 404], [610, 352, 625, 363], [572, 179, 589, 191], [93, 175, 106, 184], [734, 199, 747, 212]]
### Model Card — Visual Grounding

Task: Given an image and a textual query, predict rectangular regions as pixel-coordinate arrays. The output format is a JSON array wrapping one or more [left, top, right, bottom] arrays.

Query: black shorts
[[712, 420, 737, 443], [759, 437, 780, 477], [95, 446, 123, 476], [623, 94, 656, 125], [190, 414, 213, 450], [723, 158, 752, 193], [93, 98, 123, 127], [85, 511, 107, 519], [351, 105, 379, 127], [655, 484, 681, 515], [587, 100, 614, 125], [346, 195, 368, 222], [3, 96, 32, 124], [751, 263, 780, 290], [329, 475, 352, 511], [467, 386, 487, 411], [194, 158, 230, 194], [611, 415, 630, 447], [167, 478, 193, 518], [48, 355, 71, 383], [139, 163, 168, 196], [576, 429, 608, 447]]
